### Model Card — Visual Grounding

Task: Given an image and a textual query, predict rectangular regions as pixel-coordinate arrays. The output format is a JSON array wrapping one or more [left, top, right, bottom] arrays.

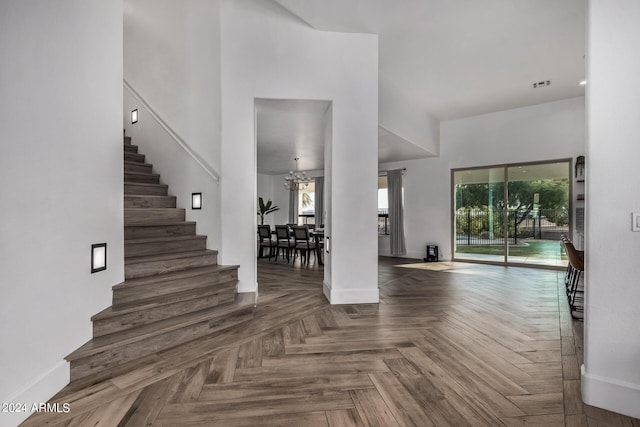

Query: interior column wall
[[220, 0, 379, 303], [582, 0, 640, 418]]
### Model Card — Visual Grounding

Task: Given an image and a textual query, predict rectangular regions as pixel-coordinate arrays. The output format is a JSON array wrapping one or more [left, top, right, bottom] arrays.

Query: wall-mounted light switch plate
[[632, 213, 640, 231]]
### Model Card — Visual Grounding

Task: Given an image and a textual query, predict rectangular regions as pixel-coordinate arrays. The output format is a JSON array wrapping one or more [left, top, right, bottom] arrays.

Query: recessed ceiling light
[[579, 80, 587, 86]]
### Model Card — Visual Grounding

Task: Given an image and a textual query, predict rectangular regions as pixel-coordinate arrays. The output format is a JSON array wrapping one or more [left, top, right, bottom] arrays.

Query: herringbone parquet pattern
[[21, 258, 640, 426]]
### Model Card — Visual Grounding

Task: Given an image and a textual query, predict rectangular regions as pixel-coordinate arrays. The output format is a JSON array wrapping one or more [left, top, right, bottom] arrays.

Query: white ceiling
[[256, 99, 435, 174], [257, 0, 586, 174], [256, 99, 330, 175]]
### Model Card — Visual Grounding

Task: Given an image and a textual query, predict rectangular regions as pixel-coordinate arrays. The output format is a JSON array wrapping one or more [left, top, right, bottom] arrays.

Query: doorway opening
[[255, 98, 331, 294]]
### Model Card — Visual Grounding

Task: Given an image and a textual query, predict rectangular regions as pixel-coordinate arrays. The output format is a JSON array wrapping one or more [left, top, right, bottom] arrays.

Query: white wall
[[379, 80, 440, 156], [124, 0, 221, 168], [0, 1, 123, 425], [379, 97, 585, 261], [124, 0, 222, 250], [220, 0, 379, 303], [582, 0, 640, 418]]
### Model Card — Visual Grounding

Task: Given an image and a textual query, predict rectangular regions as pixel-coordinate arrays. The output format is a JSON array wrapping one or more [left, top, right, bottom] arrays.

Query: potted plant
[[257, 197, 279, 225]]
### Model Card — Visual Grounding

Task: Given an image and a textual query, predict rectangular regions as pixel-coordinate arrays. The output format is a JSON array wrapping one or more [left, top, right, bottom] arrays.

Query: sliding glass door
[[506, 162, 570, 266], [453, 160, 570, 267], [453, 167, 506, 263]]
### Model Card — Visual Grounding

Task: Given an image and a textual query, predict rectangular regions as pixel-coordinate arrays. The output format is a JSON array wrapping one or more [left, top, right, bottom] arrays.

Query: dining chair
[[275, 224, 295, 262], [561, 235, 584, 319], [292, 225, 316, 265], [257, 225, 277, 260]]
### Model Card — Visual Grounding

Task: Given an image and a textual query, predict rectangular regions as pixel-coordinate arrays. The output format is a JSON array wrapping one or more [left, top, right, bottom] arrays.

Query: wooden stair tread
[[124, 182, 168, 188], [113, 265, 239, 290], [124, 249, 218, 265], [124, 194, 173, 199], [125, 207, 184, 212], [125, 235, 207, 245], [124, 235, 208, 258], [124, 170, 159, 177], [124, 208, 185, 225], [124, 160, 151, 167], [124, 195, 177, 209], [124, 152, 145, 161], [66, 298, 254, 361], [93, 281, 236, 320], [124, 220, 195, 227]]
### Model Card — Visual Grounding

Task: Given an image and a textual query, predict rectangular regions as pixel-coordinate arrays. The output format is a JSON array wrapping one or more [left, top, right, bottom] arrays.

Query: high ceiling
[[257, 0, 586, 174], [256, 99, 330, 175]]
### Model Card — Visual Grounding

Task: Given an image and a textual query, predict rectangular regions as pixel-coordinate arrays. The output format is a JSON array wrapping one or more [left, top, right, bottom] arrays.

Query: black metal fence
[[378, 209, 389, 235], [455, 208, 568, 245]]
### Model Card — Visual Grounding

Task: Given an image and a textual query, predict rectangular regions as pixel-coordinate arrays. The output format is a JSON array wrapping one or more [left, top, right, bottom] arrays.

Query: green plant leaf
[[257, 197, 280, 217]]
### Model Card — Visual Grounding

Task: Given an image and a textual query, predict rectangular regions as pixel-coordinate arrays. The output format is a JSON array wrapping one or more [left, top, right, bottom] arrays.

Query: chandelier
[[283, 157, 313, 191]]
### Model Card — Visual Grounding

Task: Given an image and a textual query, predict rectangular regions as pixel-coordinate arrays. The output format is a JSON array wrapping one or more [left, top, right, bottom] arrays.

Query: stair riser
[[69, 309, 253, 381], [124, 237, 207, 258], [125, 252, 217, 279], [125, 209, 185, 225], [94, 290, 236, 338], [124, 144, 138, 153], [125, 183, 168, 196], [124, 173, 160, 184], [113, 270, 237, 306], [125, 223, 196, 239], [124, 136, 132, 145], [124, 162, 153, 174], [124, 195, 176, 209], [124, 152, 145, 163]]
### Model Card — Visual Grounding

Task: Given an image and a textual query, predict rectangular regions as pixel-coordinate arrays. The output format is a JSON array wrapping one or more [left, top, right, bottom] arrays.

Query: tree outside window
[[378, 175, 389, 234], [297, 182, 315, 226]]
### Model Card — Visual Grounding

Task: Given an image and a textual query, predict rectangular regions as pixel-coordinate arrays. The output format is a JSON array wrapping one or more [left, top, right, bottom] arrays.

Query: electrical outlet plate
[[632, 213, 640, 231]]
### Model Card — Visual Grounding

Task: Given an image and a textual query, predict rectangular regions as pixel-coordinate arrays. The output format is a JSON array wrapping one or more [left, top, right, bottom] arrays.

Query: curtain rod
[[378, 168, 406, 176]]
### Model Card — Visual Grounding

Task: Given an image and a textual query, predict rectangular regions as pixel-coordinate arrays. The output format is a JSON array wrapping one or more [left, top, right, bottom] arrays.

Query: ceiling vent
[[533, 80, 551, 88]]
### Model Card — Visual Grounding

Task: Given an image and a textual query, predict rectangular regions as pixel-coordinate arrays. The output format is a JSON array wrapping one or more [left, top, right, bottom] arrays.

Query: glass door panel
[[453, 167, 506, 262], [506, 162, 569, 267]]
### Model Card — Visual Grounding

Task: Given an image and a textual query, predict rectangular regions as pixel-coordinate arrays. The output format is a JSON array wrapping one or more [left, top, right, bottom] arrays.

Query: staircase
[[65, 135, 243, 381]]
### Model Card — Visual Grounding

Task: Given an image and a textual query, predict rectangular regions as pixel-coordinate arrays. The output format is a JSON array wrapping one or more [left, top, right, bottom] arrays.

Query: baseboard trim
[[324, 283, 379, 304], [323, 280, 331, 303], [581, 364, 640, 419], [377, 251, 433, 260], [1, 360, 69, 426]]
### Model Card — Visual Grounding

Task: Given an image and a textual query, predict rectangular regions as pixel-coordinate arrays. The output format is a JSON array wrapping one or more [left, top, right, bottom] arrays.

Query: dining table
[[264, 227, 324, 265], [310, 229, 324, 266]]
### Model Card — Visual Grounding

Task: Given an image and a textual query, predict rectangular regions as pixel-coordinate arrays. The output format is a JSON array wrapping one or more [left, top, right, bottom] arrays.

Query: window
[[298, 182, 315, 226], [378, 175, 389, 234]]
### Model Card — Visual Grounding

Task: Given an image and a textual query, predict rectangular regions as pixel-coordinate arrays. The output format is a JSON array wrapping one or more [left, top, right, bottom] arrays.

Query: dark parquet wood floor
[[21, 257, 640, 426]]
